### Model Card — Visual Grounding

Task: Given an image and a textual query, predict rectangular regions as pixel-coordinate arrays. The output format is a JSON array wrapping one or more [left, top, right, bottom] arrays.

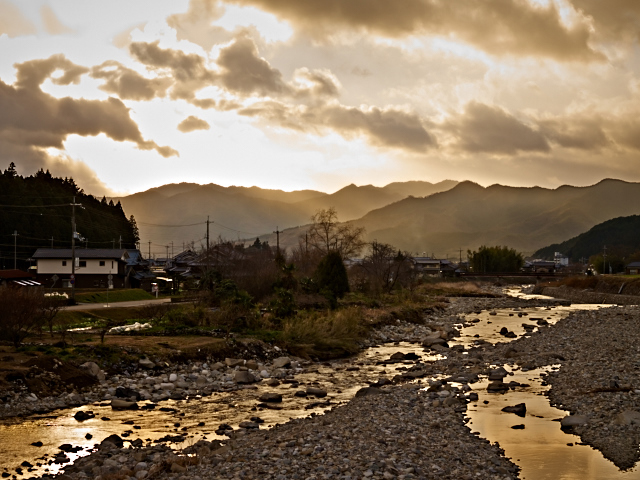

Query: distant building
[[554, 252, 569, 267], [626, 262, 640, 275], [412, 257, 457, 276], [32, 248, 129, 289], [523, 260, 557, 274], [0, 269, 41, 288]]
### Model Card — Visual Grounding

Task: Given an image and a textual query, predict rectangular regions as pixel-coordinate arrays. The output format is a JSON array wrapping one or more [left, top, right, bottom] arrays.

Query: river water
[[1, 295, 637, 479]]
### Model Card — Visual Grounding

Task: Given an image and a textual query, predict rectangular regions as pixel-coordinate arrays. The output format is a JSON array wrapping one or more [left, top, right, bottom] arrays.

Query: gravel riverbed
[[3, 291, 640, 479]]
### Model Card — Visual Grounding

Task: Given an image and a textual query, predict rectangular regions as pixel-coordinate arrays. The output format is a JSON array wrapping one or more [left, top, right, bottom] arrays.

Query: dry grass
[[280, 307, 365, 359]]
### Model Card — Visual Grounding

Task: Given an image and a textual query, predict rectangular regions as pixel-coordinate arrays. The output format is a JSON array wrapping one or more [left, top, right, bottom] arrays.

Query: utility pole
[[50, 237, 54, 248], [171, 241, 174, 259], [273, 227, 281, 256], [603, 245, 607, 275], [119, 235, 122, 249], [148, 241, 151, 260], [206, 216, 211, 272], [112, 239, 115, 249], [70, 196, 83, 303], [459, 248, 463, 265], [12, 231, 18, 269]]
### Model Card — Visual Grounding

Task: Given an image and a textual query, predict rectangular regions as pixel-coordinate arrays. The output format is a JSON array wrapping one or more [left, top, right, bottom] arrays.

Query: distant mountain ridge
[[533, 215, 640, 261], [115, 180, 458, 251]]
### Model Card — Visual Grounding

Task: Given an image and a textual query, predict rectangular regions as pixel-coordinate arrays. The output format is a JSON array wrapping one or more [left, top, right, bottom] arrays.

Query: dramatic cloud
[[0, 55, 177, 191], [538, 116, 611, 151], [445, 102, 549, 154], [239, 101, 435, 152], [572, 0, 640, 42], [226, 0, 602, 61], [40, 5, 74, 35], [91, 60, 172, 101], [177, 115, 210, 132], [0, 0, 36, 37]]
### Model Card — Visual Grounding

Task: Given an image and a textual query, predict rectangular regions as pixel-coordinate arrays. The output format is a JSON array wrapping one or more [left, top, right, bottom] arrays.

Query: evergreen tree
[[314, 251, 350, 307]]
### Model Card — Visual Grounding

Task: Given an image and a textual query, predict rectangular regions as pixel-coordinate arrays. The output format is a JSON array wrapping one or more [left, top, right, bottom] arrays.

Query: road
[[62, 298, 172, 311]]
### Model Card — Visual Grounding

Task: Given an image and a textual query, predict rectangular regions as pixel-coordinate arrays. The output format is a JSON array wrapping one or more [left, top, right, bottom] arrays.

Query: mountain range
[[115, 180, 457, 252], [115, 178, 640, 259]]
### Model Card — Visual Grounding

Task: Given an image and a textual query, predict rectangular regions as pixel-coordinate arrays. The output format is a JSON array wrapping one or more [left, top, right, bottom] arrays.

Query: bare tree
[[0, 288, 45, 347], [41, 294, 65, 337], [305, 208, 365, 259], [358, 241, 414, 295]]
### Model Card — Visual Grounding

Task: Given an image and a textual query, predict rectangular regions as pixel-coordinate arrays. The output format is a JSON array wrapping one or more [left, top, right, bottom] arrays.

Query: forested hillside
[[0, 164, 138, 270], [533, 215, 640, 262]]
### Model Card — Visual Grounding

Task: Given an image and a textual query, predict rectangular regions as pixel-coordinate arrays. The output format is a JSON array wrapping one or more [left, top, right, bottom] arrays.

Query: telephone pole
[[206, 216, 211, 271], [148, 241, 151, 260], [70, 196, 83, 302], [273, 226, 281, 255], [12, 231, 18, 269], [603, 245, 607, 275]]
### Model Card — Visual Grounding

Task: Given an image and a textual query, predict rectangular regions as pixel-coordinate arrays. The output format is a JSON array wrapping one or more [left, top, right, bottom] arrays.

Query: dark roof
[[627, 262, 640, 268], [0, 269, 34, 280], [32, 248, 128, 260]]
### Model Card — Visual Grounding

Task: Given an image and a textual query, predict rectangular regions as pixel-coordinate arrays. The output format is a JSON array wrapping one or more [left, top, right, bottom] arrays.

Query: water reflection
[[466, 366, 639, 479]]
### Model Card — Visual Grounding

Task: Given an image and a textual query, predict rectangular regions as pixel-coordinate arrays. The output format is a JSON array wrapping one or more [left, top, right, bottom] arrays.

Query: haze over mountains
[[116, 178, 640, 259], [116, 180, 457, 252]]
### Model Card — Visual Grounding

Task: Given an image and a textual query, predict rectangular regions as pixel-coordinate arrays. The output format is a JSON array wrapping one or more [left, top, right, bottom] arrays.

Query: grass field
[[74, 288, 154, 303]]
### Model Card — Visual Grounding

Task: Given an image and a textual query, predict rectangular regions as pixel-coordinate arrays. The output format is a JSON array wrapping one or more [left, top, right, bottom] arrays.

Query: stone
[[225, 358, 244, 368], [272, 356, 292, 369], [560, 415, 588, 428], [73, 410, 95, 421], [355, 387, 386, 397], [246, 360, 259, 370], [614, 410, 640, 425], [80, 362, 105, 381], [111, 399, 139, 410], [234, 371, 256, 384], [259, 392, 283, 403], [266, 378, 280, 387], [487, 381, 509, 393], [138, 358, 155, 369], [501, 403, 526, 417], [170, 463, 187, 473], [210, 362, 225, 371], [306, 387, 327, 398], [239, 421, 260, 429], [488, 367, 508, 381], [169, 373, 178, 382]]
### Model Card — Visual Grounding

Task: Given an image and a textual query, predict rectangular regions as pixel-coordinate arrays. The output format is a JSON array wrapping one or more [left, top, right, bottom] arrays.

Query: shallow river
[[1, 296, 638, 479]]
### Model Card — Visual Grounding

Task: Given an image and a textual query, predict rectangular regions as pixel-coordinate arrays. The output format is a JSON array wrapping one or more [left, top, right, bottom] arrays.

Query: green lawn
[[75, 288, 154, 303]]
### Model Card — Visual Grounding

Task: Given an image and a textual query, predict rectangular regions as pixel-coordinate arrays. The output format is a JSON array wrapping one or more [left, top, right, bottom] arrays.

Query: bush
[[314, 251, 350, 307], [0, 288, 45, 347]]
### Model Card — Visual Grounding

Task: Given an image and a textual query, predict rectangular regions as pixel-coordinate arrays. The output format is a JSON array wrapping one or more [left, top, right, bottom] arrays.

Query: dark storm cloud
[[446, 102, 549, 154], [225, 0, 602, 61], [177, 115, 211, 132], [90, 60, 172, 101], [0, 55, 178, 191]]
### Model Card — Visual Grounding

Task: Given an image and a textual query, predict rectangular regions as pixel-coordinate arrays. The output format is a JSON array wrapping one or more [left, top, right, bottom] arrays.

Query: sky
[[1, 0, 640, 196]]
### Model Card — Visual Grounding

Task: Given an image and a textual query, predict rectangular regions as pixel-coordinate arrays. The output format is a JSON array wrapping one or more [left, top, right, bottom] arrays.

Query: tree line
[[0, 163, 139, 270]]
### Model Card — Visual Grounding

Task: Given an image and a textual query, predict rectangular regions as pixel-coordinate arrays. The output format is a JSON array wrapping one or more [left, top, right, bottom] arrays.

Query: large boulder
[[80, 362, 105, 381], [258, 392, 282, 403], [272, 356, 292, 369], [560, 415, 588, 428], [111, 399, 139, 410], [234, 371, 256, 384]]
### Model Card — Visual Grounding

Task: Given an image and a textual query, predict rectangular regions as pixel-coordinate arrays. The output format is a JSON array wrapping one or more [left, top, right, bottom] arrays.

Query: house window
[[111, 261, 114, 269], [62, 260, 67, 266], [99, 261, 105, 267], [79, 260, 87, 268]]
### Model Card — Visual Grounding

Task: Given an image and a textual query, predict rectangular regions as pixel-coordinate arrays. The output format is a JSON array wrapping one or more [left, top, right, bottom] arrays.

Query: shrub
[[314, 251, 350, 307]]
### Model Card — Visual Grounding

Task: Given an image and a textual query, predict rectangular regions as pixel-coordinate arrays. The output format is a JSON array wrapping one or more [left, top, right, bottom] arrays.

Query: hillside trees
[[468, 245, 524, 273]]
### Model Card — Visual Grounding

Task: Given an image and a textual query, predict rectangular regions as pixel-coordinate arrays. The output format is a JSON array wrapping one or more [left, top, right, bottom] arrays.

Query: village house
[[0, 269, 41, 289], [32, 248, 132, 289], [626, 261, 640, 275]]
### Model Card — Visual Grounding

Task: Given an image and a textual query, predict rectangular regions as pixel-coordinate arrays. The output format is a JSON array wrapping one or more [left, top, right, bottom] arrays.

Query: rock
[[272, 356, 292, 369], [614, 410, 640, 425], [31, 441, 43, 447], [169, 373, 178, 382], [390, 352, 406, 360], [73, 410, 95, 421], [239, 421, 260, 429], [246, 360, 259, 370], [100, 434, 124, 449], [210, 362, 225, 371], [355, 387, 386, 397], [422, 334, 447, 347], [294, 390, 308, 397], [560, 415, 588, 428], [196, 376, 208, 387], [138, 358, 155, 369], [511, 424, 525, 429], [80, 362, 105, 381], [234, 371, 256, 384], [502, 403, 526, 417], [225, 358, 244, 368], [487, 381, 509, 393], [306, 387, 327, 398], [170, 463, 187, 473], [116, 386, 141, 400], [488, 367, 508, 381], [111, 399, 139, 410], [258, 392, 283, 403], [265, 378, 280, 387]]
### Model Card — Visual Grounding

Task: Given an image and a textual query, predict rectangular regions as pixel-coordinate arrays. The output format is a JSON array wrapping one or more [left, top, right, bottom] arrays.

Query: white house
[[32, 248, 129, 288]]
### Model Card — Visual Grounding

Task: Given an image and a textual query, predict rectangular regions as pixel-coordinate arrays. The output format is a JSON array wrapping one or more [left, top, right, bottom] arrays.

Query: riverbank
[[5, 289, 640, 479]]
